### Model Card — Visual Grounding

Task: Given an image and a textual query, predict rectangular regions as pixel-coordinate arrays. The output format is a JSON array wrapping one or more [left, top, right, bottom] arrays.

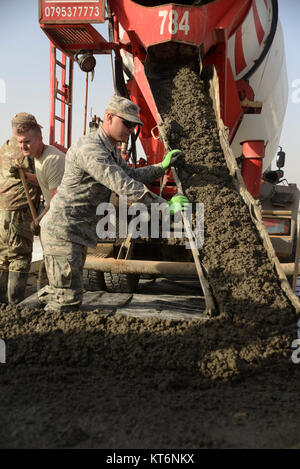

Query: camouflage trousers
[[0, 208, 33, 273], [38, 228, 87, 312]]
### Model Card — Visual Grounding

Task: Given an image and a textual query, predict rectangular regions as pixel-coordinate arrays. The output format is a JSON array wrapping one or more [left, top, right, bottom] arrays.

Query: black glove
[[8, 159, 26, 179], [9, 165, 21, 179]]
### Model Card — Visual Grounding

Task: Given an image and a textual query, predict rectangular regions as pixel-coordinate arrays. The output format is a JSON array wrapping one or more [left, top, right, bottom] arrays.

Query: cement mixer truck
[[38, 0, 299, 297]]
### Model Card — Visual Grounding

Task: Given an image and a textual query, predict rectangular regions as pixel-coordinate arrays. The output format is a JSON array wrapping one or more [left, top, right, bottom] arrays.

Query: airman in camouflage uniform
[[39, 96, 185, 312], [0, 113, 41, 304]]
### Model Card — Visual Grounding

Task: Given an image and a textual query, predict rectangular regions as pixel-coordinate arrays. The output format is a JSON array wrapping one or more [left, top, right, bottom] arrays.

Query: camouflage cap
[[107, 96, 143, 126], [12, 112, 43, 128]]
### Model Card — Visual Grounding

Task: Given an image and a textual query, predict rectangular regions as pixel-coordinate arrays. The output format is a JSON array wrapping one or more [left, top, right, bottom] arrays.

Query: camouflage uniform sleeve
[[0, 139, 40, 210], [115, 151, 165, 184], [77, 142, 165, 205]]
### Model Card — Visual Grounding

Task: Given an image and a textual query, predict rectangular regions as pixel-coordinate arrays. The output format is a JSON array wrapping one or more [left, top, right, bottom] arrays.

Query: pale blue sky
[[0, 0, 299, 189]]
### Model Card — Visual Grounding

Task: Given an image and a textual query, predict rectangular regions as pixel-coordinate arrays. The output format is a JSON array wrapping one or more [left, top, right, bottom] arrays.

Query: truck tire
[[83, 269, 106, 291], [83, 243, 114, 291], [104, 272, 140, 293]]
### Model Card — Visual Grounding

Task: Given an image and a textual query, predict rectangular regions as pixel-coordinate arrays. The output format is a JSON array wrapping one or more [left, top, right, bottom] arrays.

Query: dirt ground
[[1, 64, 300, 449]]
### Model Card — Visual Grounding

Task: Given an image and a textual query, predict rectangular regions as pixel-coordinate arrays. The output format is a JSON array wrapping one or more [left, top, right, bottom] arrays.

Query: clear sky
[[0, 0, 299, 189]]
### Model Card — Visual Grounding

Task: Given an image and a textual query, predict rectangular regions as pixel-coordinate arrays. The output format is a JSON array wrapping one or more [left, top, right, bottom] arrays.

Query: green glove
[[161, 149, 184, 170], [167, 195, 190, 215]]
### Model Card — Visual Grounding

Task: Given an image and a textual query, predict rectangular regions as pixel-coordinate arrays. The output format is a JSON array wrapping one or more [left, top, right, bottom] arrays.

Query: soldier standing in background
[[0, 113, 41, 304], [39, 95, 187, 312], [16, 119, 65, 227]]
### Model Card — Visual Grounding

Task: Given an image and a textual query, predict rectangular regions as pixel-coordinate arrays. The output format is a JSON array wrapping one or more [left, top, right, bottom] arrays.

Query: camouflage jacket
[[41, 127, 166, 248], [0, 137, 40, 211]]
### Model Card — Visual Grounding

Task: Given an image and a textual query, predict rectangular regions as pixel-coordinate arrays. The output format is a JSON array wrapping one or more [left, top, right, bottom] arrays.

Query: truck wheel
[[83, 269, 106, 291], [104, 272, 140, 293]]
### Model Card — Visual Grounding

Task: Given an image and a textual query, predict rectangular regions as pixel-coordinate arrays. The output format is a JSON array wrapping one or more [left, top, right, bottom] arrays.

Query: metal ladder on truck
[[49, 43, 73, 153]]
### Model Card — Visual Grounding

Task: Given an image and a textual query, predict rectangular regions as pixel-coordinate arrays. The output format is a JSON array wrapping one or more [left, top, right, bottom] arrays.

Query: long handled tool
[[18, 167, 48, 288], [171, 166, 216, 316], [18, 167, 37, 221]]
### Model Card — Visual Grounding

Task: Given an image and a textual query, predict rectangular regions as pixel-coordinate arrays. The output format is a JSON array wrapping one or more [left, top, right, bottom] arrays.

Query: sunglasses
[[113, 114, 138, 129]]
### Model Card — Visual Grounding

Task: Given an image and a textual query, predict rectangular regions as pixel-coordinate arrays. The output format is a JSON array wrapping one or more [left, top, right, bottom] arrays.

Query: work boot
[[7, 271, 28, 305], [0, 270, 9, 304], [38, 286, 81, 312]]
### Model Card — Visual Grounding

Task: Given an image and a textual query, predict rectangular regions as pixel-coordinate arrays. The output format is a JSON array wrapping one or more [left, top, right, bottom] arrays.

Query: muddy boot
[[7, 271, 28, 305], [0, 270, 9, 304]]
